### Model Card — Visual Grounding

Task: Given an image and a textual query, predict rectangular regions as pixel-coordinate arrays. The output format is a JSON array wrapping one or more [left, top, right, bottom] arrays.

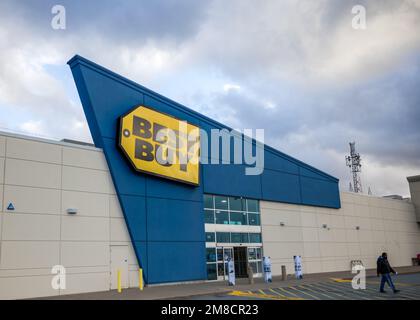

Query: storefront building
[[0, 56, 419, 299]]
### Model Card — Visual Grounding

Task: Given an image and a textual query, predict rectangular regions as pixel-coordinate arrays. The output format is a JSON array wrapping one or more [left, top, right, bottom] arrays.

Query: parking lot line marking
[[304, 283, 338, 299], [274, 286, 300, 298], [301, 284, 335, 300], [367, 280, 417, 288], [324, 281, 374, 300], [362, 286, 419, 300], [268, 288, 287, 298], [312, 282, 353, 300], [291, 285, 321, 300], [346, 282, 385, 300], [365, 287, 419, 300], [225, 273, 420, 301]]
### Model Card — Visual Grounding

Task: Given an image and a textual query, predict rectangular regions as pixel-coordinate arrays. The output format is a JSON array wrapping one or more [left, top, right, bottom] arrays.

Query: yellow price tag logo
[[119, 105, 200, 185]]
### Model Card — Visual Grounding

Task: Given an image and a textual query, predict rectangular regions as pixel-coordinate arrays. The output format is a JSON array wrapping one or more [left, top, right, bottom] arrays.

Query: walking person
[[377, 252, 400, 293]]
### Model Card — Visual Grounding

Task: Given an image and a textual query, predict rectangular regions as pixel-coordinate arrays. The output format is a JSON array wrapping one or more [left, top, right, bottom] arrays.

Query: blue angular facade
[[68, 55, 340, 284]]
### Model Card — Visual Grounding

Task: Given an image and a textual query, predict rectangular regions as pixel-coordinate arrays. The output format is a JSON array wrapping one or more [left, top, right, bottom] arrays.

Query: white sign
[[263, 256, 272, 283], [294, 255, 303, 279], [227, 258, 235, 286]]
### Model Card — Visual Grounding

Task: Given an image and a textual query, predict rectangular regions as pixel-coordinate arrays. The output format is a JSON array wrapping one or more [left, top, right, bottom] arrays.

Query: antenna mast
[[345, 142, 363, 193]]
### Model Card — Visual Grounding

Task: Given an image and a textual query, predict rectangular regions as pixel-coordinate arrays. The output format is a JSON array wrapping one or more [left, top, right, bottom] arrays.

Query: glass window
[[205, 232, 215, 242], [217, 248, 224, 261], [250, 261, 258, 274], [229, 212, 247, 225], [206, 248, 216, 262], [248, 248, 257, 260], [229, 197, 245, 211], [204, 210, 215, 224], [249, 233, 262, 243], [215, 210, 229, 224], [256, 248, 262, 259], [204, 194, 214, 209], [247, 199, 259, 212], [224, 248, 233, 260], [215, 196, 229, 210], [230, 232, 242, 243], [216, 232, 230, 243], [248, 213, 260, 226], [217, 263, 225, 277], [207, 263, 217, 280], [241, 233, 249, 243]]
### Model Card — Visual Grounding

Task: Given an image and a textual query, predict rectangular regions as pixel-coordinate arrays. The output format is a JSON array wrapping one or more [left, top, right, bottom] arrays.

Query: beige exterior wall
[[1, 131, 420, 299], [261, 192, 420, 276], [407, 176, 420, 222], [0, 133, 139, 299]]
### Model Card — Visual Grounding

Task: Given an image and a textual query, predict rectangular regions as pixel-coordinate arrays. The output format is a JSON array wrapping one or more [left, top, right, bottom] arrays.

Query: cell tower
[[345, 142, 363, 193]]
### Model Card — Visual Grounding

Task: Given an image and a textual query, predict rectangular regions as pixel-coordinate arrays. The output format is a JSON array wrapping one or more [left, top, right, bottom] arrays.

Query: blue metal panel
[[300, 176, 341, 208], [146, 198, 205, 242], [147, 242, 207, 284], [145, 173, 203, 202], [264, 149, 300, 174], [202, 163, 262, 199], [144, 95, 199, 125], [261, 169, 301, 203], [68, 55, 341, 285], [71, 60, 145, 140], [119, 194, 147, 241], [102, 138, 146, 197], [300, 167, 332, 182], [68, 56, 206, 284], [133, 241, 148, 280]]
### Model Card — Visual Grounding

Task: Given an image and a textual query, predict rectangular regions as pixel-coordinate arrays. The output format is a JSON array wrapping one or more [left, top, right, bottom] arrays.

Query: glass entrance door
[[233, 247, 248, 278], [216, 247, 233, 280]]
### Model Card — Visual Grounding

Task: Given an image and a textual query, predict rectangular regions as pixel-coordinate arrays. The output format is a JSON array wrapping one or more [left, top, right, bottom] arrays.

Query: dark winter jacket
[[377, 256, 396, 275]]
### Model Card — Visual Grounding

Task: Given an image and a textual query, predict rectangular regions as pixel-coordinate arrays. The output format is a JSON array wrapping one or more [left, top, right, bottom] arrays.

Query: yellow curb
[[330, 278, 352, 283]]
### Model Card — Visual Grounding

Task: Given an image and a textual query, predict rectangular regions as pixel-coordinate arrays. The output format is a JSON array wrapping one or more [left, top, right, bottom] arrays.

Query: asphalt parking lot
[[187, 273, 420, 300]]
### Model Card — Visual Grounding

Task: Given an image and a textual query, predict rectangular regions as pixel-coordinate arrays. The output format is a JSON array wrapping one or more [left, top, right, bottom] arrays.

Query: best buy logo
[[119, 105, 200, 185]]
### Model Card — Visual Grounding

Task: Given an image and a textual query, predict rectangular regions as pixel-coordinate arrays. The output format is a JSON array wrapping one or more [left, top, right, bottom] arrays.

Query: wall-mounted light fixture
[[355, 226, 360, 230], [322, 224, 328, 229], [66, 208, 78, 215], [280, 222, 285, 226]]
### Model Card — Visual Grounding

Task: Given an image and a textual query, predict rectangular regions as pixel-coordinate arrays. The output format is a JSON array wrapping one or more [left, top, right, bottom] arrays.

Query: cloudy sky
[[0, 0, 419, 197]]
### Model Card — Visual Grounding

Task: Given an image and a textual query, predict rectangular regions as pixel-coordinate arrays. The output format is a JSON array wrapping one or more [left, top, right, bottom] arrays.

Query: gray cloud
[[2, 0, 209, 44], [0, 0, 419, 196]]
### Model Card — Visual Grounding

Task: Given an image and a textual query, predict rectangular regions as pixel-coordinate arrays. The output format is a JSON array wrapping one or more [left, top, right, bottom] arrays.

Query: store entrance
[[233, 247, 248, 278]]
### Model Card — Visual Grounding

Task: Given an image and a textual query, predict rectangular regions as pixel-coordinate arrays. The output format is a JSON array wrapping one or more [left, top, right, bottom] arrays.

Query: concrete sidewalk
[[39, 265, 420, 300]]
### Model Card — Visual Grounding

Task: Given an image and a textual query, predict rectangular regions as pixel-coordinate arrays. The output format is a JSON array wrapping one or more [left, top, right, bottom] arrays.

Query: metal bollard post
[[117, 269, 122, 293], [139, 268, 144, 291], [247, 265, 254, 284], [281, 265, 287, 281]]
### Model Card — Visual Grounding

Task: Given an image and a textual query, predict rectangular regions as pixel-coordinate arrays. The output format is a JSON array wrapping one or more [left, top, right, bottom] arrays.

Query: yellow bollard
[[139, 268, 144, 291], [117, 269, 122, 293]]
